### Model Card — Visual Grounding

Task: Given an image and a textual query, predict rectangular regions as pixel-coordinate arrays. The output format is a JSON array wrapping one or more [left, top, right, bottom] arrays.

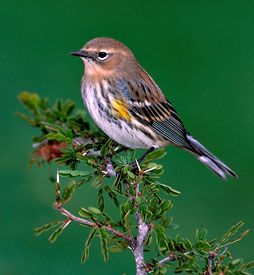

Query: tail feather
[[186, 134, 238, 180]]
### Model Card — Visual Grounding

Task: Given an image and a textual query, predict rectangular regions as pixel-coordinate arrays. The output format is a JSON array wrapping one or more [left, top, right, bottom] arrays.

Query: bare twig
[[158, 252, 175, 266], [54, 204, 132, 243]]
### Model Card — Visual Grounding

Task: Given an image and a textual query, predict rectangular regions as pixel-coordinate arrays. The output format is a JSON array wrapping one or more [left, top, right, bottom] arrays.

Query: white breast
[[81, 82, 167, 149]]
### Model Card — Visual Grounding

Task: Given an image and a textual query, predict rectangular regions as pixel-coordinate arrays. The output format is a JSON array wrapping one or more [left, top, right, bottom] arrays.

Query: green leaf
[[34, 221, 63, 236], [143, 148, 167, 163], [140, 206, 153, 220], [61, 181, 76, 203], [17, 91, 41, 114], [120, 204, 131, 221], [48, 225, 64, 243], [88, 207, 101, 214], [144, 163, 164, 177], [79, 207, 93, 218], [242, 261, 254, 269], [113, 170, 123, 192], [195, 228, 208, 241], [145, 234, 153, 246], [155, 225, 165, 234], [104, 185, 122, 195], [58, 169, 92, 178], [99, 229, 109, 261], [158, 267, 168, 274], [155, 225, 168, 252], [109, 240, 129, 253], [135, 196, 142, 205], [219, 221, 245, 244], [160, 200, 173, 211], [219, 229, 250, 249], [63, 99, 75, 115], [81, 228, 97, 263], [106, 188, 120, 207], [122, 201, 133, 212], [155, 182, 181, 196], [97, 188, 105, 211], [101, 211, 113, 223], [127, 170, 136, 179], [45, 133, 72, 143], [54, 180, 61, 202], [109, 244, 126, 253], [230, 258, 242, 266], [184, 239, 193, 251], [16, 112, 36, 126], [195, 240, 210, 252]]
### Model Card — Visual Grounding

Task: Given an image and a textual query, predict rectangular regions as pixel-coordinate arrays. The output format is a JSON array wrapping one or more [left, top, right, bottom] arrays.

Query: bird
[[70, 37, 237, 180]]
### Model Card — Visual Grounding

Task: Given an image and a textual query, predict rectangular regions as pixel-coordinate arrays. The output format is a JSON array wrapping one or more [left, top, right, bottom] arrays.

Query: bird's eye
[[97, 51, 109, 61]]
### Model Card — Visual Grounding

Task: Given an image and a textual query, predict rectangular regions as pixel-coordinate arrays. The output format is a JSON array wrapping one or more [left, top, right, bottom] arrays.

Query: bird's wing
[[130, 99, 191, 148], [116, 79, 192, 149]]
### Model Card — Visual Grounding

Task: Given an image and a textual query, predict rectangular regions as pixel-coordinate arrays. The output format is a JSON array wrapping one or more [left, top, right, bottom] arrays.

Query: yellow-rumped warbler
[[71, 37, 237, 180]]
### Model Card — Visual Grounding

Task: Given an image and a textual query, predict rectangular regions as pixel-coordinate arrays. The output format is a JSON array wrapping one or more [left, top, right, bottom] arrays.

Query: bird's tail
[[186, 134, 238, 180]]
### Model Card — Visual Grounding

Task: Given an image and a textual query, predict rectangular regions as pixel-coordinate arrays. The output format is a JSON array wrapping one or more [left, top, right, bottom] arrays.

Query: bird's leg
[[137, 146, 156, 164], [130, 146, 156, 170]]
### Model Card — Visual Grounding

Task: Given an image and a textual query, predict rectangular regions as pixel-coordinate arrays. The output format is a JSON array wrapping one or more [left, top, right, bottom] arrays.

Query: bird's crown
[[83, 37, 133, 56]]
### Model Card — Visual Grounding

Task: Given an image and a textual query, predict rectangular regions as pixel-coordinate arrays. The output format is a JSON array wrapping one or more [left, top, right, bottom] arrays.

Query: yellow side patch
[[111, 99, 132, 121]]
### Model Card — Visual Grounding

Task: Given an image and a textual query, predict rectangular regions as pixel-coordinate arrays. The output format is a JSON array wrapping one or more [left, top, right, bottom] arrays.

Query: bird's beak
[[70, 50, 88, 58], [70, 50, 96, 61]]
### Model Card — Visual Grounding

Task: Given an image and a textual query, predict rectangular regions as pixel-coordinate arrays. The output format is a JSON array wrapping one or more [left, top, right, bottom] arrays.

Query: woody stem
[[125, 181, 150, 275], [133, 211, 149, 275]]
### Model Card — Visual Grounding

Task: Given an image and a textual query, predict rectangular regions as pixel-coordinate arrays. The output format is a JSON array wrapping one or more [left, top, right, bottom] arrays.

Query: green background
[[1, 0, 253, 274]]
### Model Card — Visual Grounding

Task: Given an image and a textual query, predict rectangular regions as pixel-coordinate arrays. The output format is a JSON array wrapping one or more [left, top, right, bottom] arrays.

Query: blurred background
[[1, 0, 254, 274]]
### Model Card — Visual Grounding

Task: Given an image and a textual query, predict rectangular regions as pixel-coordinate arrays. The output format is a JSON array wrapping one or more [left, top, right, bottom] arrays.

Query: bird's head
[[71, 37, 137, 79]]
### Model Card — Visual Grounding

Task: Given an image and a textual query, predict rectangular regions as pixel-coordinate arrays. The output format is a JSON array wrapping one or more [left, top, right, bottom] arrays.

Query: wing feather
[[115, 80, 191, 148]]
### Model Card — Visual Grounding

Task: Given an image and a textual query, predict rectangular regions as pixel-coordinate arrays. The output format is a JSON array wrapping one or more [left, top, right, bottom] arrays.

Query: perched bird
[[71, 37, 237, 180]]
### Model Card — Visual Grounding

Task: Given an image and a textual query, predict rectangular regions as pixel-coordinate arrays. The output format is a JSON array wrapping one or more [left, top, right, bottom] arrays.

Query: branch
[[158, 252, 175, 265], [133, 210, 150, 275], [129, 180, 150, 275], [143, 253, 176, 273], [207, 251, 217, 275], [102, 156, 117, 177], [54, 204, 132, 243]]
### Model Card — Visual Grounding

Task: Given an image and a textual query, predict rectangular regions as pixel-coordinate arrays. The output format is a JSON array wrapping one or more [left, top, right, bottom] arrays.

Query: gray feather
[[187, 134, 238, 179]]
